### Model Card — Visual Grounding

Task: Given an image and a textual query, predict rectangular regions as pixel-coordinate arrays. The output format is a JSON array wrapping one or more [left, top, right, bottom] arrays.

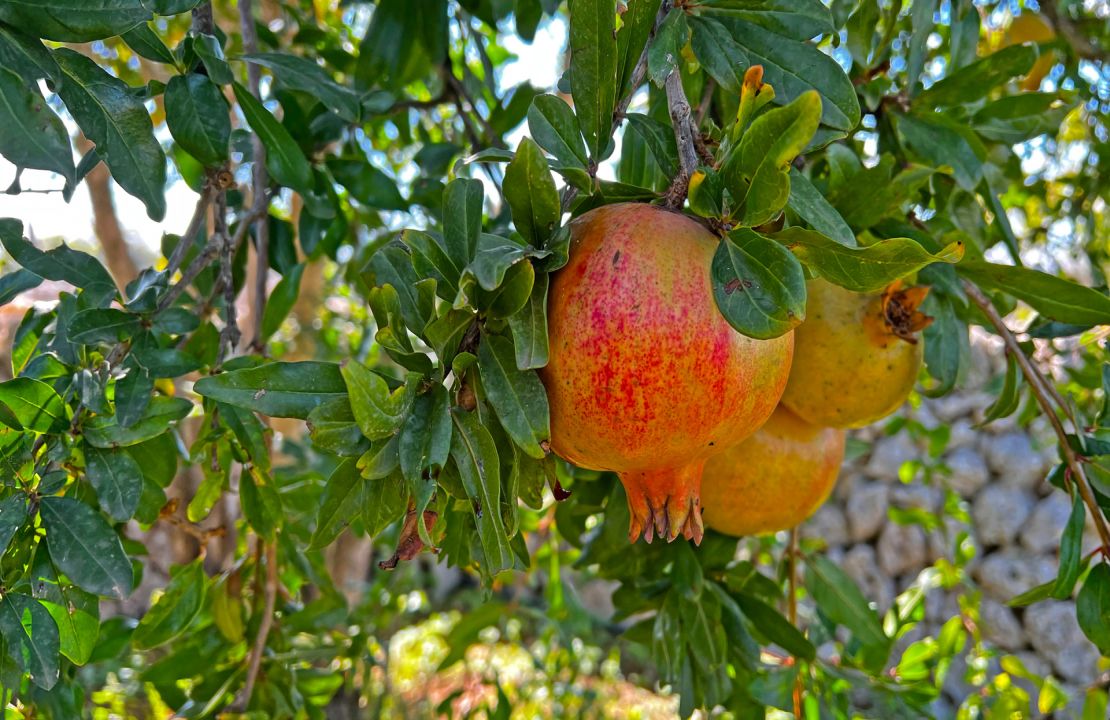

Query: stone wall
[[801, 332, 1100, 710]]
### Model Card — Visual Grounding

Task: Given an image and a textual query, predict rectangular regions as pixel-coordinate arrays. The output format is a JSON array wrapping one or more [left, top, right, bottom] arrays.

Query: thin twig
[[166, 185, 214, 279], [663, 70, 699, 209], [788, 527, 803, 717], [214, 192, 239, 366], [695, 78, 716, 126], [963, 280, 1110, 554], [239, 0, 270, 352], [232, 541, 279, 711]]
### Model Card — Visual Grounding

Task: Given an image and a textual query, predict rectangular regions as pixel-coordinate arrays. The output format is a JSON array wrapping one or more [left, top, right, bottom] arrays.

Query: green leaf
[[504, 138, 561, 247], [82, 396, 192, 448], [40, 496, 133, 598], [699, 0, 833, 41], [442, 178, 483, 271], [478, 334, 550, 459], [239, 466, 282, 539], [624, 113, 678, 177], [306, 397, 368, 457], [0, 268, 41, 306], [132, 561, 206, 650], [259, 263, 305, 342], [0, 0, 150, 42], [973, 93, 1073, 144], [648, 9, 688, 87], [341, 361, 407, 440], [922, 293, 968, 397], [404, 230, 461, 301], [85, 446, 143, 522], [506, 273, 549, 370], [980, 351, 1021, 424], [113, 364, 153, 429], [29, 555, 99, 666], [398, 383, 452, 487], [242, 53, 361, 122], [915, 45, 1036, 108], [1052, 493, 1086, 600], [895, 112, 985, 191], [164, 74, 230, 167], [120, 21, 176, 65], [0, 218, 116, 291], [0, 377, 69, 433], [192, 32, 232, 85], [0, 68, 74, 184], [0, 24, 61, 84], [958, 261, 1110, 326], [615, 0, 661, 97], [712, 228, 807, 339], [309, 459, 366, 549], [0, 494, 27, 557], [53, 48, 166, 221], [786, 169, 855, 247], [905, 0, 936, 90], [328, 157, 407, 211], [689, 16, 747, 94], [733, 592, 815, 661], [732, 91, 821, 226], [717, 16, 860, 132], [232, 81, 312, 193], [193, 361, 346, 419], [778, 227, 964, 293], [527, 94, 588, 169], [1077, 563, 1110, 655], [0, 593, 59, 690], [568, 0, 618, 160], [450, 409, 514, 575], [357, 435, 400, 480], [806, 554, 888, 650], [366, 244, 426, 332], [68, 308, 142, 344]]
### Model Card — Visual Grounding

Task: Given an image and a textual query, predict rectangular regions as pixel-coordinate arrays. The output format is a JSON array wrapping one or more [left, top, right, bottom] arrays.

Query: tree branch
[[962, 280, 1110, 555], [1040, 3, 1104, 62], [663, 69, 699, 209], [232, 540, 278, 711], [239, 0, 270, 353]]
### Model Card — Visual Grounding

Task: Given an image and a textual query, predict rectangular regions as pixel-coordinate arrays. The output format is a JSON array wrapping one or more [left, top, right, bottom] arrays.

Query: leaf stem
[[962, 280, 1110, 555]]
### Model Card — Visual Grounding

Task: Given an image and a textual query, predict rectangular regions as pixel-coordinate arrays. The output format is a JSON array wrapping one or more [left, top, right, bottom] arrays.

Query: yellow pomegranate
[[701, 405, 845, 536], [781, 278, 929, 429]]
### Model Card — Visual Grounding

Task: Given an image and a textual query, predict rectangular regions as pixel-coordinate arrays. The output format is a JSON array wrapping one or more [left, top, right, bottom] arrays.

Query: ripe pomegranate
[[701, 405, 845, 537], [539, 203, 793, 544], [781, 278, 931, 429]]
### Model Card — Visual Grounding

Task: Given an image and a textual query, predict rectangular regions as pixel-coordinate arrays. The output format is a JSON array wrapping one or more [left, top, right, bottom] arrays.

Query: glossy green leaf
[[689, 16, 746, 94], [259, 263, 305, 342], [615, 0, 661, 96], [341, 361, 407, 440], [624, 113, 678, 178], [193, 361, 346, 419], [0, 218, 116, 291], [404, 230, 461, 301], [980, 351, 1021, 424], [164, 74, 230, 167], [0, 593, 59, 690], [973, 93, 1073, 144], [40, 496, 133, 598], [1077, 563, 1110, 655], [478, 334, 550, 459], [779, 227, 964, 293], [68, 308, 141, 344], [504, 138, 560, 247], [806, 554, 888, 649], [309, 459, 366, 549], [242, 53, 361, 122], [568, 0, 617, 160], [0, 0, 150, 42], [0, 376, 67, 433], [85, 446, 142, 522], [0, 268, 41, 307], [53, 48, 166, 221], [699, 0, 833, 40], [306, 397, 369, 457], [450, 409, 514, 575], [712, 229, 807, 339], [527, 94, 588, 169], [0, 68, 74, 184], [0, 24, 60, 84], [648, 9, 687, 87], [328, 157, 406, 211], [442, 178, 483, 270], [922, 293, 968, 398], [895, 112, 985, 191], [0, 494, 27, 556], [915, 45, 1036, 108], [506, 272, 549, 370], [733, 592, 815, 661], [82, 396, 192, 448], [786, 169, 855, 247], [398, 383, 452, 487], [112, 363, 153, 429], [239, 465, 282, 539], [1052, 493, 1086, 600], [120, 21, 176, 65], [958, 261, 1110, 326], [232, 81, 312, 193], [132, 561, 206, 650], [192, 33, 232, 85], [29, 555, 99, 666]]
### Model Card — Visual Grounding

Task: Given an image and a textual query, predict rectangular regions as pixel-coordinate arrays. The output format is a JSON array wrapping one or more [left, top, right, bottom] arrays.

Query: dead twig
[[231, 540, 279, 711]]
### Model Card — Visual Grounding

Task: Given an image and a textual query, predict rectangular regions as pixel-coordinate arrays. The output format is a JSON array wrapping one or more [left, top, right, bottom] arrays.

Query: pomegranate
[[781, 278, 930, 428], [701, 405, 845, 537], [539, 203, 794, 544]]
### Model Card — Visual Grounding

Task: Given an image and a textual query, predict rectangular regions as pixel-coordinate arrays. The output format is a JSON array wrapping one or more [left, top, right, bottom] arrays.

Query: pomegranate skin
[[539, 203, 794, 543]]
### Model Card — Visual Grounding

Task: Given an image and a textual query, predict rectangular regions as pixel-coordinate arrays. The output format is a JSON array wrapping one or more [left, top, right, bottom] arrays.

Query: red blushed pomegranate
[[539, 203, 794, 544]]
